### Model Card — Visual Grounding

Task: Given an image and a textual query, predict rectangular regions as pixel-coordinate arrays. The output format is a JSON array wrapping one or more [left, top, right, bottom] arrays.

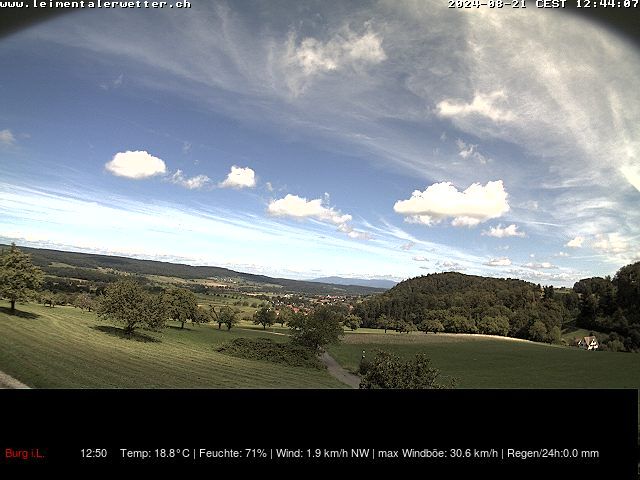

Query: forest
[[354, 261, 640, 352]]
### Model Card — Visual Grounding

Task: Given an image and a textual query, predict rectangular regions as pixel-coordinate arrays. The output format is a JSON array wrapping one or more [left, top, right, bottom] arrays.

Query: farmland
[[328, 330, 640, 389], [0, 302, 344, 389]]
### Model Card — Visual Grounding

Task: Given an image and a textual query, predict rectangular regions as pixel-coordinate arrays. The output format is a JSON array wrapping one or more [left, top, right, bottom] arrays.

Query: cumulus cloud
[[523, 262, 557, 270], [169, 170, 211, 190], [482, 224, 525, 238], [412, 256, 429, 262], [0, 129, 16, 146], [219, 166, 256, 189], [104, 150, 167, 179], [268, 193, 368, 240], [436, 91, 515, 123], [565, 236, 584, 248], [555, 251, 569, 257], [393, 180, 510, 227], [484, 257, 512, 266], [592, 233, 630, 254]]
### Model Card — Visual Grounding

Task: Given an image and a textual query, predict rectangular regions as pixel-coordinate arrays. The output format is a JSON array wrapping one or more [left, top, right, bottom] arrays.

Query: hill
[[3, 245, 384, 296], [354, 271, 570, 344], [0, 303, 344, 388], [310, 276, 397, 289]]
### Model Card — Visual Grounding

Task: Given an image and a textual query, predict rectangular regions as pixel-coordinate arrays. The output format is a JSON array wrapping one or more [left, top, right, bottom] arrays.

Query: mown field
[[0, 302, 344, 388], [327, 331, 640, 389]]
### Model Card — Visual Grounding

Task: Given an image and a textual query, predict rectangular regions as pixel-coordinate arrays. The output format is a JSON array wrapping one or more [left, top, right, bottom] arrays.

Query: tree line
[[2, 242, 639, 352]]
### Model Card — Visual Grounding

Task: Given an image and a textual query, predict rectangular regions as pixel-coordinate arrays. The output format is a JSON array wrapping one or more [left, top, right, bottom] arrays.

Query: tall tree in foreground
[[163, 287, 198, 329], [289, 306, 344, 352], [0, 243, 43, 313], [98, 279, 166, 334]]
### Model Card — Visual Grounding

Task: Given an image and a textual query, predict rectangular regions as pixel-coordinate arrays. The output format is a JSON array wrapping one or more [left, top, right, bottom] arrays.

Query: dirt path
[[0, 369, 30, 389], [320, 352, 360, 389]]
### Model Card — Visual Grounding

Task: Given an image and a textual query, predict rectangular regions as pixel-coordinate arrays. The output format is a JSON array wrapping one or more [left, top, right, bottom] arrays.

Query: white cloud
[[620, 164, 640, 192], [565, 236, 584, 248], [268, 194, 349, 223], [394, 180, 510, 227], [523, 262, 557, 270], [0, 129, 16, 146], [182, 141, 192, 154], [169, 170, 211, 190], [219, 166, 256, 189], [592, 233, 630, 254], [484, 257, 511, 266], [456, 139, 489, 164], [104, 150, 167, 179], [283, 25, 386, 94], [400, 241, 415, 251], [437, 260, 466, 272], [267, 193, 368, 240], [555, 251, 569, 257], [436, 91, 515, 123], [482, 223, 525, 238], [265, 181, 274, 192], [412, 256, 429, 262], [288, 27, 386, 77]]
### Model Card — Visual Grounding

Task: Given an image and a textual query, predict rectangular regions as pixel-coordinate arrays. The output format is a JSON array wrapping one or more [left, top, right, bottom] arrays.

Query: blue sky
[[1, 1, 639, 286]]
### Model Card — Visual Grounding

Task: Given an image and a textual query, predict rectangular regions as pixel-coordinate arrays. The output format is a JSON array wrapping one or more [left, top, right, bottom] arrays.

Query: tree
[[162, 287, 198, 329], [97, 279, 166, 334], [192, 306, 211, 326], [359, 350, 455, 389], [0, 243, 43, 312], [277, 307, 293, 327], [253, 306, 276, 330], [219, 306, 239, 330], [528, 320, 548, 343], [419, 319, 444, 334], [543, 285, 555, 300], [377, 314, 392, 333], [74, 292, 96, 312], [343, 314, 361, 331], [289, 306, 344, 352], [41, 291, 56, 308]]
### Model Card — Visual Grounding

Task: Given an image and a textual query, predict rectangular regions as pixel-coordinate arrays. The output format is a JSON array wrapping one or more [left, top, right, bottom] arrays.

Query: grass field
[[0, 302, 344, 388], [327, 331, 640, 389]]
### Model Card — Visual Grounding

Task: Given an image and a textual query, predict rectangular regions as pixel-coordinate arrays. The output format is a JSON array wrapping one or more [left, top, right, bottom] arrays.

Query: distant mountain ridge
[[2, 244, 384, 296], [310, 276, 397, 289]]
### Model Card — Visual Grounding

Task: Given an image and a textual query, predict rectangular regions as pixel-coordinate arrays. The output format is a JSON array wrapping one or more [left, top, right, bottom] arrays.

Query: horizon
[[1, 2, 639, 287], [2, 241, 630, 289]]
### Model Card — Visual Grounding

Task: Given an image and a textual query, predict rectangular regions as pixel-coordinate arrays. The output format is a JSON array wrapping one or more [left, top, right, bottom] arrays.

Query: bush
[[359, 350, 456, 389], [215, 338, 324, 369]]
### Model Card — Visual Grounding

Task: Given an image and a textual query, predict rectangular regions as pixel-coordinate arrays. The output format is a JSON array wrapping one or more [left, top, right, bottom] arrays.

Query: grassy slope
[[327, 331, 640, 389], [0, 302, 344, 389]]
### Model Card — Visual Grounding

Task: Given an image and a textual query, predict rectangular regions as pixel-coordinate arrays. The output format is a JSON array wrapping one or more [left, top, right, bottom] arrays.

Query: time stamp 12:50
[[448, 0, 638, 8]]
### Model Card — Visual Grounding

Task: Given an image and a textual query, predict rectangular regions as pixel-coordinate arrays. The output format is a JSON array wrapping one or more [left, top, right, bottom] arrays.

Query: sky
[[0, 1, 639, 286]]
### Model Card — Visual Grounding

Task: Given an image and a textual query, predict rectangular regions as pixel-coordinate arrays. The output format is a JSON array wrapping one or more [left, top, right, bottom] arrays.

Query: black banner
[[0, 389, 637, 476]]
